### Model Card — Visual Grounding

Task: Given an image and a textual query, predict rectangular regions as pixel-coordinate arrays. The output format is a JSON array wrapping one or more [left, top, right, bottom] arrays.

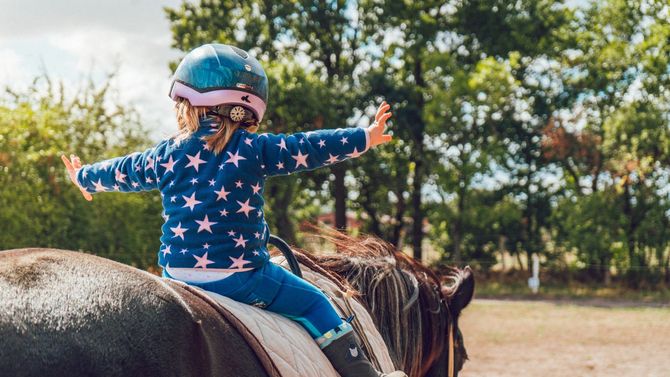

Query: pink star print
[[340, 136, 348, 145], [185, 152, 206, 172], [215, 186, 230, 201], [115, 169, 126, 183], [235, 180, 244, 188], [227, 230, 236, 236], [346, 147, 363, 159], [326, 154, 339, 164], [93, 179, 107, 192], [195, 215, 218, 233], [244, 137, 253, 146], [145, 155, 155, 170], [225, 150, 247, 167], [292, 150, 309, 168], [233, 234, 248, 248], [182, 192, 202, 211], [276, 161, 284, 170], [229, 254, 251, 269], [277, 138, 287, 151], [161, 245, 171, 257], [219, 209, 229, 217], [318, 139, 326, 148], [160, 156, 177, 173], [254, 232, 261, 239], [170, 222, 188, 240], [251, 182, 262, 195], [100, 161, 111, 170], [236, 199, 256, 217], [193, 252, 215, 269]]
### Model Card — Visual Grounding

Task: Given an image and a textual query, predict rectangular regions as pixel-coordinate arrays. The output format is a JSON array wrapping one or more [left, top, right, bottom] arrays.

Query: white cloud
[[0, 0, 186, 139], [0, 0, 183, 39], [0, 48, 30, 89]]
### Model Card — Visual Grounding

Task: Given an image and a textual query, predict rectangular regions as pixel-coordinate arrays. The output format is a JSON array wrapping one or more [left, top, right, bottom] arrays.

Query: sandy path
[[458, 299, 670, 377]]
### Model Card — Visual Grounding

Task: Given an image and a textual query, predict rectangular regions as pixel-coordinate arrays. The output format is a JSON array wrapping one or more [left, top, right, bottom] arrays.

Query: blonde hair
[[173, 98, 259, 154]]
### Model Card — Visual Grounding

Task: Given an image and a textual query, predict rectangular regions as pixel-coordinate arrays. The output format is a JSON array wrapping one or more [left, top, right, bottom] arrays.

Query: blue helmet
[[169, 44, 269, 122]]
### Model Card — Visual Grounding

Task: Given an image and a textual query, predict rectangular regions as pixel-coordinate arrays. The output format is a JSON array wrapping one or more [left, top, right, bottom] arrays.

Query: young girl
[[62, 43, 403, 377]]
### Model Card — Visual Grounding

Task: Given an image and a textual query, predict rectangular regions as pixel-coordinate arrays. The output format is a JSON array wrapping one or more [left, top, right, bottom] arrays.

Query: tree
[[0, 76, 163, 269]]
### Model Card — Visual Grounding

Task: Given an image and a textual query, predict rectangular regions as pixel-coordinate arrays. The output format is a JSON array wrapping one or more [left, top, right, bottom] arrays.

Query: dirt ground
[[458, 299, 670, 377]]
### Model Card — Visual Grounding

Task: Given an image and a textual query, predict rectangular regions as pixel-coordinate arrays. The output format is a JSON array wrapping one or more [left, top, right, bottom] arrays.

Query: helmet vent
[[231, 46, 249, 59]]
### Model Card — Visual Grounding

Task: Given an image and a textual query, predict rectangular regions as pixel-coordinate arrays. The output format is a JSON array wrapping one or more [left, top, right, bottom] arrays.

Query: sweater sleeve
[[76, 143, 164, 193], [252, 127, 370, 177]]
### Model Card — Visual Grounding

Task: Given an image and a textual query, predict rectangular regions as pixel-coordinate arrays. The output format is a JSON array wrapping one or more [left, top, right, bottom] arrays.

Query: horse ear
[[444, 266, 475, 316]]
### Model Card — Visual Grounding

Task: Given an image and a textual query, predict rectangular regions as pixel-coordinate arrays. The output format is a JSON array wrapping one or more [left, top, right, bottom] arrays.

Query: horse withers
[[0, 236, 472, 377]]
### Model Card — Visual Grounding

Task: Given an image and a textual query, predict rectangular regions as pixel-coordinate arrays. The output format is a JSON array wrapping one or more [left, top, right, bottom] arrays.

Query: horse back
[[0, 248, 269, 377]]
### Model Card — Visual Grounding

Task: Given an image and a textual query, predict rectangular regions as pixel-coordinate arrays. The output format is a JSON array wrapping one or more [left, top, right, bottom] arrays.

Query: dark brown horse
[[0, 234, 473, 377]]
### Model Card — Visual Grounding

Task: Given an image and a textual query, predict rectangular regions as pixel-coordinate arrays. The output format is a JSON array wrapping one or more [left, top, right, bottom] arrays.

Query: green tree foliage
[[0, 77, 163, 269], [4, 0, 670, 288]]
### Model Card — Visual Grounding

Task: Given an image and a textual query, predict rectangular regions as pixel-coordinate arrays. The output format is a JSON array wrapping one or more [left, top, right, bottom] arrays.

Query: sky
[[0, 0, 593, 142], [0, 0, 184, 139]]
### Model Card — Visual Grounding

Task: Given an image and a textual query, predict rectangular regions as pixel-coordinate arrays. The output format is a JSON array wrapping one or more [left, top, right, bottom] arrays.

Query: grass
[[473, 272, 670, 305]]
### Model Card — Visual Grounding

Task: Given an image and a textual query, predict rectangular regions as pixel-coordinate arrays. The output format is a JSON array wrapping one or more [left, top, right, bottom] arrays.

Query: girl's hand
[[61, 154, 93, 201], [368, 101, 393, 148]]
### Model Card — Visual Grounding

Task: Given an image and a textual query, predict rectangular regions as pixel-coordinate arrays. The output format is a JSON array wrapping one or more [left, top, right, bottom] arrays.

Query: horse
[[0, 232, 473, 377]]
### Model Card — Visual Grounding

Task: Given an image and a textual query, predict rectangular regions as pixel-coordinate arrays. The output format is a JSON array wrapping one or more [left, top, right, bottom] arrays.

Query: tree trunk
[[333, 165, 347, 230], [452, 183, 466, 264], [267, 181, 297, 244], [622, 182, 638, 287], [411, 56, 426, 261], [499, 235, 507, 272], [390, 194, 406, 248], [359, 179, 382, 237], [389, 173, 408, 248]]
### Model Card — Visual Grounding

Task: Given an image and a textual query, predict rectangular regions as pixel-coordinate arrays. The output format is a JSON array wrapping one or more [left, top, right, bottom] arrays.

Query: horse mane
[[287, 227, 462, 377]]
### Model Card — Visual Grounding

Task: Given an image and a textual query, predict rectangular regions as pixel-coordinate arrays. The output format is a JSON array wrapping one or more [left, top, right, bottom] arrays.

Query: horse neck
[[336, 258, 450, 377]]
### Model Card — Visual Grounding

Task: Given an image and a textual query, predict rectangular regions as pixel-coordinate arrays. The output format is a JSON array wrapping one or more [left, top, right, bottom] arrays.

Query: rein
[[448, 321, 455, 377]]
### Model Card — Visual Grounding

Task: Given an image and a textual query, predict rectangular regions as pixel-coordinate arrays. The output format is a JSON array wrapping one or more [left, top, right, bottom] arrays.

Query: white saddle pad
[[197, 258, 396, 377]]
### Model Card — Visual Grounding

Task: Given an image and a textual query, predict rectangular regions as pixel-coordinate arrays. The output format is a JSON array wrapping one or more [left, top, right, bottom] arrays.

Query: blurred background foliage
[[2, 0, 670, 289]]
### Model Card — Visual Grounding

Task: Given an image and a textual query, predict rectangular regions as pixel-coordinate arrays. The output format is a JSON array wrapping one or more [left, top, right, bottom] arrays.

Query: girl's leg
[[234, 261, 346, 339]]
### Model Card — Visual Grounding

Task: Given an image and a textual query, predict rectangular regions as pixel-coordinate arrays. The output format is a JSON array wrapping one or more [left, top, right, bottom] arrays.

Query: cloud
[[0, 0, 182, 39], [0, 0, 185, 138], [47, 27, 181, 138], [0, 48, 30, 90]]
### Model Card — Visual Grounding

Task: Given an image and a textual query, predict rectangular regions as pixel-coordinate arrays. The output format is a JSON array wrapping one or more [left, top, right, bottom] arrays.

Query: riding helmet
[[169, 43, 269, 122]]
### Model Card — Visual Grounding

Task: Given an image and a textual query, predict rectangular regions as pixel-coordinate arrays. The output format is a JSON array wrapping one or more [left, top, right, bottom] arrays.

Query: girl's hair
[[173, 98, 259, 154]]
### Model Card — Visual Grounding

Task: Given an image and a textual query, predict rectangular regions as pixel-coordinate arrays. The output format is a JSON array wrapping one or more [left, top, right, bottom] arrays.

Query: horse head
[[295, 230, 474, 377]]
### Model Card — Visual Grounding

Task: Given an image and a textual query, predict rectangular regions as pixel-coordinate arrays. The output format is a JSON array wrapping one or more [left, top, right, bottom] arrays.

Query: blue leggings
[[163, 262, 344, 338]]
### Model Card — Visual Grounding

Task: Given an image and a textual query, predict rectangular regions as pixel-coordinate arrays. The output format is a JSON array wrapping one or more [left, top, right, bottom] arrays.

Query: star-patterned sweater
[[76, 117, 370, 273]]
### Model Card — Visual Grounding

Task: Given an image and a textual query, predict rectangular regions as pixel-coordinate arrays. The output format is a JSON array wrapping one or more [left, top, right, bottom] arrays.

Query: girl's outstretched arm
[[62, 143, 164, 197], [253, 101, 392, 177]]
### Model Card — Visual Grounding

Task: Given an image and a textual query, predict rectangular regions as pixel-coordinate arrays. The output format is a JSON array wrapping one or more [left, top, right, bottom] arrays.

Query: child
[[62, 43, 403, 377]]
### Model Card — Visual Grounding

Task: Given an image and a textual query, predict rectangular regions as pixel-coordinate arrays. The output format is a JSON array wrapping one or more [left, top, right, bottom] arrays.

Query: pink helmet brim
[[170, 81, 267, 122]]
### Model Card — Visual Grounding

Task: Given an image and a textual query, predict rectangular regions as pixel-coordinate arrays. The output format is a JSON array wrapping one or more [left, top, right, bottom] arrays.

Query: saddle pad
[[193, 258, 396, 377]]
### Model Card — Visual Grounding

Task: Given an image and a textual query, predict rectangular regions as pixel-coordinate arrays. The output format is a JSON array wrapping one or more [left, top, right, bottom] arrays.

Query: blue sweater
[[77, 117, 370, 272]]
